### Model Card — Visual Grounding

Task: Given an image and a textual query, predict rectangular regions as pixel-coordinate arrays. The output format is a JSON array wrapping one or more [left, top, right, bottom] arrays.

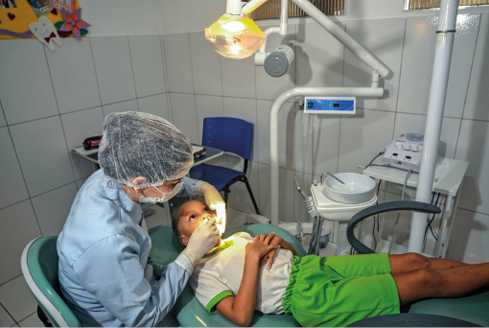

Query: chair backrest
[[347, 201, 441, 254], [202, 117, 253, 160], [21, 236, 81, 327]]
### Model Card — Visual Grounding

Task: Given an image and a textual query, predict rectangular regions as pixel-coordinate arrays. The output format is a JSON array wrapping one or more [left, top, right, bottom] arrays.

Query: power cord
[[364, 151, 385, 170], [388, 169, 413, 254], [423, 193, 442, 251], [371, 179, 382, 252]]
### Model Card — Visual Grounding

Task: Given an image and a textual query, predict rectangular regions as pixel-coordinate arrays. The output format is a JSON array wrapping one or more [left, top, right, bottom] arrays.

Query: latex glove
[[181, 218, 219, 267], [198, 182, 227, 234]]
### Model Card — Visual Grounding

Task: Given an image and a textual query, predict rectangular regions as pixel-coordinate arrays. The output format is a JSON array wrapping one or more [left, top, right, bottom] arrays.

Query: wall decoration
[[49, 0, 75, 13], [29, 15, 61, 51], [0, 0, 89, 43], [28, 0, 50, 18], [58, 8, 88, 40]]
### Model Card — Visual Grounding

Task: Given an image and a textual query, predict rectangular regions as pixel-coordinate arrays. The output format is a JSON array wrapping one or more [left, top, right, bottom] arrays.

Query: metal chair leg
[[241, 176, 260, 215], [37, 305, 52, 327], [223, 185, 230, 210]]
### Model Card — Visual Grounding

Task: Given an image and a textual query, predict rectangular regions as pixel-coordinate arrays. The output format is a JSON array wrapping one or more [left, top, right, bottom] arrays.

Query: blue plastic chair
[[190, 117, 260, 214]]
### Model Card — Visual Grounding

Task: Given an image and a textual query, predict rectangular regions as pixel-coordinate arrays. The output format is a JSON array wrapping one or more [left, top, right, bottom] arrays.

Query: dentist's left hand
[[181, 218, 219, 266], [198, 182, 226, 234]]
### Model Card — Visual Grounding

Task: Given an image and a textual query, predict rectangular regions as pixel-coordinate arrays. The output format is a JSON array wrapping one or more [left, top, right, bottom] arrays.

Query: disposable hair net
[[98, 111, 194, 189]]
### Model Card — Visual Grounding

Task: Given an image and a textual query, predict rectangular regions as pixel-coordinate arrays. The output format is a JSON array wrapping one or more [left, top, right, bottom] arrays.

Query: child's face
[[177, 200, 218, 246]]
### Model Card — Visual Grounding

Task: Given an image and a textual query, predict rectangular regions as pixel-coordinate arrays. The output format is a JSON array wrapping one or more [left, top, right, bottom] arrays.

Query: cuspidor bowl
[[323, 173, 375, 204]]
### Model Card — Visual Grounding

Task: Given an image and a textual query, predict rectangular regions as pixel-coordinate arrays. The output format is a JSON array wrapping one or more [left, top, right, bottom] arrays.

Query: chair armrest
[[346, 201, 441, 254]]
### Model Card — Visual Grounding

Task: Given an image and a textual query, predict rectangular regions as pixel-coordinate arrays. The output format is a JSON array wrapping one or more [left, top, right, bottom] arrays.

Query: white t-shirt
[[190, 232, 295, 314]]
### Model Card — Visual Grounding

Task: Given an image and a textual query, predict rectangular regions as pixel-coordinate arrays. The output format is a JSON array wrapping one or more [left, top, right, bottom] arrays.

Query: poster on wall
[[0, 0, 89, 51], [28, 0, 50, 17]]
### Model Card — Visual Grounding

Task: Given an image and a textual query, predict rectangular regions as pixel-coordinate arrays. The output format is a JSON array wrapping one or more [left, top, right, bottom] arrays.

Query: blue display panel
[[303, 97, 356, 114]]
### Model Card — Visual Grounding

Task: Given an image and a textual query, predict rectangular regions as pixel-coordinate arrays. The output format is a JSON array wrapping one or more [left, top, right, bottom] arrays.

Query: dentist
[[57, 111, 223, 327]]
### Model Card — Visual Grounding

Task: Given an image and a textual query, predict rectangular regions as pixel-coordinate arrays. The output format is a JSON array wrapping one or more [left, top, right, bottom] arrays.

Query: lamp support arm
[[289, 0, 389, 77], [242, 0, 269, 15]]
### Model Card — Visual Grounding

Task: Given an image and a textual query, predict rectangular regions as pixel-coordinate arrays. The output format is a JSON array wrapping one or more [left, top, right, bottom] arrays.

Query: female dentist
[[57, 111, 223, 327]]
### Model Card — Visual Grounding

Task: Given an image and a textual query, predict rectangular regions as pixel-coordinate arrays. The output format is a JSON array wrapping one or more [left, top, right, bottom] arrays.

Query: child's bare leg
[[392, 262, 489, 305], [389, 253, 468, 274]]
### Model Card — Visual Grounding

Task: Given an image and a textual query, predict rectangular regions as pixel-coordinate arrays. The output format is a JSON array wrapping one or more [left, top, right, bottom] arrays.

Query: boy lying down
[[172, 199, 489, 327]]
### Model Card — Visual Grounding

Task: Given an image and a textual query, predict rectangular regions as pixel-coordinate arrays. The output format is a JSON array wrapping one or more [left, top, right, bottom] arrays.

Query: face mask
[[139, 181, 184, 204]]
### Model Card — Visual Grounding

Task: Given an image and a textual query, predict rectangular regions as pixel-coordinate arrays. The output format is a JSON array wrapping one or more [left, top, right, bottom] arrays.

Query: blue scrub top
[[57, 169, 197, 327]]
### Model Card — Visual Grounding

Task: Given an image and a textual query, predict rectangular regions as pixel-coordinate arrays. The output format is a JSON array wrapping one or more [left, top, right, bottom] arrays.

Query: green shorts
[[283, 253, 400, 327]]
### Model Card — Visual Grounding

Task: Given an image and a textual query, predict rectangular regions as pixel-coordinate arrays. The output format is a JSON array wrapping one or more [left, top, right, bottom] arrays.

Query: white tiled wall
[[343, 18, 406, 112], [1, 11, 489, 325], [46, 38, 102, 114], [0, 33, 179, 324]]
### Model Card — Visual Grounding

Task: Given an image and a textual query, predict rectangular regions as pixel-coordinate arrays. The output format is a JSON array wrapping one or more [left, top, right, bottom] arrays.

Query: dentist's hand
[[181, 218, 219, 267], [210, 202, 226, 235], [198, 182, 226, 234]]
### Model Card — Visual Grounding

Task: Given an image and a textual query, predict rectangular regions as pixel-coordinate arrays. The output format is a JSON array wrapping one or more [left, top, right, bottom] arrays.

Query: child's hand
[[261, 234, 283, 269], [245, 233, 279, 266]]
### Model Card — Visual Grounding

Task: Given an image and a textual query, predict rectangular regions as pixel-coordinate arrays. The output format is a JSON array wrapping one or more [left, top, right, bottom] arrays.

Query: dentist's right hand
[[181, 218, 220, 267]]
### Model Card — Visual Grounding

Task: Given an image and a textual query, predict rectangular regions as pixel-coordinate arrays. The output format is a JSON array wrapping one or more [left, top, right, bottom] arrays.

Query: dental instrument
[[293, 177, 326, 255], [211, 202, 227, 235], [326, 172, 345, 185]]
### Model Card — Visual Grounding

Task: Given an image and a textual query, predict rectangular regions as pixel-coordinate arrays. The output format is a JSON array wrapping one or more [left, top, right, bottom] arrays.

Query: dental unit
[[205, 0, 460, 255]]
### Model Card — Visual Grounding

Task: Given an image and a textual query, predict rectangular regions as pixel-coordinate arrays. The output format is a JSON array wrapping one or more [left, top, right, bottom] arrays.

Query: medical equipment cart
[[363, 156, 469, 258]]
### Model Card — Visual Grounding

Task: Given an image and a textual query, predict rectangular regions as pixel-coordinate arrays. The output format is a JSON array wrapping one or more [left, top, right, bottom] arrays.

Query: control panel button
[[402, 143, 412, 150]]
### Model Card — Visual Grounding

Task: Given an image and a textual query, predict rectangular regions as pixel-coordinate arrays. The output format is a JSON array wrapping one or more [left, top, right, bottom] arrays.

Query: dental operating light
[[205, 13, 266, 59], [204, 0, 270, 59]]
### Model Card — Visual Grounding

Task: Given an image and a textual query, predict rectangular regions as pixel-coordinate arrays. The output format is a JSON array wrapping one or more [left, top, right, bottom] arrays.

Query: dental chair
[[149, 223, 307, 327], [21, 236, 81, 327], [346, 201, 489, 327]]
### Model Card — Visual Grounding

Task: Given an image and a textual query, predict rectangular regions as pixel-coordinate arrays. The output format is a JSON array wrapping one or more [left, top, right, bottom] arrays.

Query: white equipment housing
[[381, 133, 424, 173]]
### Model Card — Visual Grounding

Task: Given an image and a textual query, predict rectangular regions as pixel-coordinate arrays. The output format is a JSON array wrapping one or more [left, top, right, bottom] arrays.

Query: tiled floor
[[0, 203, 328, 327]]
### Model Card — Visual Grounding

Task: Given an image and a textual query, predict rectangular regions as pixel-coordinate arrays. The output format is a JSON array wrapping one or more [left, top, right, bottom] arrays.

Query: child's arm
[[215, 233, 279, 326]]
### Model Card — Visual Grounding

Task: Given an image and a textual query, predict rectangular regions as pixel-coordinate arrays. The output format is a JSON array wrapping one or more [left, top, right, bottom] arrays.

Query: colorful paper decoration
[[29, 15, 61, 51], [58, 8, 88, 40], [49, 0, 75, 14], [0, 0, 88, 40]]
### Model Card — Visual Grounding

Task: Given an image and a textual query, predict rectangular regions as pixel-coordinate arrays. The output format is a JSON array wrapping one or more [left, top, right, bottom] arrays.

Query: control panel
[[304, 97, 356, 114], [381, 133, 424, 172]]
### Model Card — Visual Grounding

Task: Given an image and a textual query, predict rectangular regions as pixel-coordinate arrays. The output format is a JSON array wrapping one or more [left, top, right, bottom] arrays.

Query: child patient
[[173, 199, 489, 327]]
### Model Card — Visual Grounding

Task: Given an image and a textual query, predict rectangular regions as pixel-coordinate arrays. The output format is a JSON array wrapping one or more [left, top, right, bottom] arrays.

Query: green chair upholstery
[[21, 236, 81, 327], [149, 223, 307, 327], [347, 201, 489, 327], [405, 287, 489, 327]]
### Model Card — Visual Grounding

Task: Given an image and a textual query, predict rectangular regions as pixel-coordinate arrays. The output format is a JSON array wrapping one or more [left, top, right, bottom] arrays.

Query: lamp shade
[[205, 14, 266, 59]]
